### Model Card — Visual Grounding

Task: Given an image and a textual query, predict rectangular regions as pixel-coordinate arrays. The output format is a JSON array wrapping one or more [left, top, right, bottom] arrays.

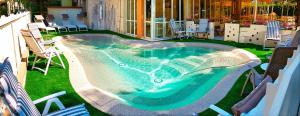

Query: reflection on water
[[63, 36, 246, 111]]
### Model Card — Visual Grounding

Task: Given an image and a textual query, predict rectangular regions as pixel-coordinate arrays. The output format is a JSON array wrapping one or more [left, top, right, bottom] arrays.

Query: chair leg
[[240, 75, 250, 96], [44, 54, 53, 75], [42, 98, 66, 115], [32, 55, 38, 70], [57, 54, 65, 69]]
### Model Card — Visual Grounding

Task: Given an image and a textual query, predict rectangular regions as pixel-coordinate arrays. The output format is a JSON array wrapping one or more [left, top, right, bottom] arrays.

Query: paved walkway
[[55, 34, 261, 116]]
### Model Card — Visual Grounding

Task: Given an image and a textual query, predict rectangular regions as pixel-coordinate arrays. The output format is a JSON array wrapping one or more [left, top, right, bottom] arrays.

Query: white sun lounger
[[62, 14, 78, 32], [76, 14, 88, 32], [34, 15, 56, 34], [47, 14, 68, 33], [27, 23, 62, 46]]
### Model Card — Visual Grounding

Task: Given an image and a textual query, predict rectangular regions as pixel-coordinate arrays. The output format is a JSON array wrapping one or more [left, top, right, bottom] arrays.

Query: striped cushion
[[266, 21, 281, 40], [0, 58, 41, 116], [17, 85, 41, 116], [0, 58, 20, 113], [47, 104, 89, 116]]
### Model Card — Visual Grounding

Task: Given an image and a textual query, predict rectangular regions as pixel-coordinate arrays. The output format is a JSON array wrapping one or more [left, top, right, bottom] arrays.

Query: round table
[[260, 63, 269, 71]]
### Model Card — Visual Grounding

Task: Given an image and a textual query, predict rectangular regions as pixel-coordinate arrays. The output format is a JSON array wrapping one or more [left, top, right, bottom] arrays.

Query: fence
[[0, 11, 30, 85]]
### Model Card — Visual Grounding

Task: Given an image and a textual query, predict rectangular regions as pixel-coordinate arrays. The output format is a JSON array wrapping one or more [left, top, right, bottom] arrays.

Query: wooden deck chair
[[61, 14, 78, 32], [196, 19, 209, 38], [20, 30, 65, 75], [240, 46, 297, 96], [76, 14, 88, 32], [264, 21, 281, 49], [47, 14, 68, 33], [33, 15, 56, 34], [210, 76, 273, 116], [0, 58, 89, 116], [169, 19, 186, 39]]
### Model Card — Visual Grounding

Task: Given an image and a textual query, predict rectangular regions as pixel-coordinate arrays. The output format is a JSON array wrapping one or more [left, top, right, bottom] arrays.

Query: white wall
[[48, 8, 82, 25], [86, 0, 125, 33], [0, 12, 30, 75], [265, 46, 300, 115]]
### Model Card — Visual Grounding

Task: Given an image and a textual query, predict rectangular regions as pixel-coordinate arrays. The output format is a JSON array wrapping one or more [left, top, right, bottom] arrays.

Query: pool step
[[167, 63, 189, 74], [176, 59, 199, 67]]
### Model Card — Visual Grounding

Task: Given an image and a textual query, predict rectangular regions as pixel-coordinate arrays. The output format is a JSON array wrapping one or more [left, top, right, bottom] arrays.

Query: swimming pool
[[62, 35, 250, 111]]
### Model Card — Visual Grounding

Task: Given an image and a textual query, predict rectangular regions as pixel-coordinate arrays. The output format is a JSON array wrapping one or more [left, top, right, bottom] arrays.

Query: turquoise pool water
[[63, 36, 240, 111]]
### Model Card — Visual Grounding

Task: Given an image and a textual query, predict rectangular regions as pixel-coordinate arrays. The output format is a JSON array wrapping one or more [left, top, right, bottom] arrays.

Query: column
[[137, 0, 145, 38], [231, 0, 241, 22], [151, 0, 156, 40], [297, 0, 300, 26]]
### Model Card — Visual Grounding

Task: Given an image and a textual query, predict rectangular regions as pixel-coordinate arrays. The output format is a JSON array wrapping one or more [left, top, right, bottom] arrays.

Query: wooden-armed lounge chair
[[61, 14, 78, 32], [47, 14, 68, 33], [20, 30, 65, 75], [169, 19, 186, 39], [0, 58, 89, 116], [240, 46, 297, 96], [34, 15, 56, 34], [264, 21, 281, 49], [210, 76, 273, 116]]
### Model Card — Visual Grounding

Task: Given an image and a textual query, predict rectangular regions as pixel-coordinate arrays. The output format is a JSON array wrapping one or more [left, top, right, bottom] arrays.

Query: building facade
[[83, 0, 299, 40]]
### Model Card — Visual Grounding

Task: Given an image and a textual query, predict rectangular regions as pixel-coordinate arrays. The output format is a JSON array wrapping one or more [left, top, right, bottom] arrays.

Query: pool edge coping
[[54, 34, 261, 116]]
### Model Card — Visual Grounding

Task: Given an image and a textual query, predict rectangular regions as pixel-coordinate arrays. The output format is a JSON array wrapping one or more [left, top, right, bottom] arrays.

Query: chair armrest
[[33, 91, 66, 105], [209, 105, 232, 116], [43, 40, 57, 45]]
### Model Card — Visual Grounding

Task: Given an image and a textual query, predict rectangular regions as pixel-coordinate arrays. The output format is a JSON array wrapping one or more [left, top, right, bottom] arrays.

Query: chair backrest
[[290, 30, 300, 47], [27, 23, 43, 41], [47, 14, 55, 21], [185, 21, 196, 32], [0, 58, 41, 116], [198, 19, 209, 33], [20, 30, 46, 57], [34, 15, 44, 22], [62, 14, 69, 20], [169, 19, 179, 33], [46, 14, 57, 26], [264, 47, 297, 80], [266, 21, 281, 40]]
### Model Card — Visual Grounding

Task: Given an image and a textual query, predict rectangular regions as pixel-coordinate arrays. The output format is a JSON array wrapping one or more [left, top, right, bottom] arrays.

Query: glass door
[[144, 0, 182, 40], [155, 0, 165, 38], [126, 0, 137, 36], [145, 0, 152, 38]]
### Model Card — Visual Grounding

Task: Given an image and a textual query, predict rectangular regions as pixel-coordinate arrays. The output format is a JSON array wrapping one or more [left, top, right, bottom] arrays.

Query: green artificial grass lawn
[[25, 55, 108, 116], [25, 30, 272, 116]]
